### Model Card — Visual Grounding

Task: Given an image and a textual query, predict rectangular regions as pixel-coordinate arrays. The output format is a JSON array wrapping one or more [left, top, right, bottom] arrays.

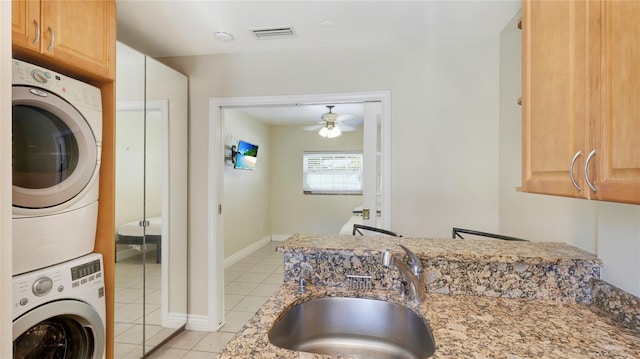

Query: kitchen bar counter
[[278, 233, 600, 263], [218, 235, 638, 358], [280, 234, 601, 303], [218, 284, 640, 358]]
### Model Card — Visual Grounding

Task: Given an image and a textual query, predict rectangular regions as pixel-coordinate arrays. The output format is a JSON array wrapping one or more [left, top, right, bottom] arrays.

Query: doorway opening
[[207, 91, 391, 330]]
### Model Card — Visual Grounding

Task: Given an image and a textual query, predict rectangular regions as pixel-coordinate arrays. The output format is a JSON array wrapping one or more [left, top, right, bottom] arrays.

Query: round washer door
[[12, 85, 98, 209], [13, 300, 105, 359]]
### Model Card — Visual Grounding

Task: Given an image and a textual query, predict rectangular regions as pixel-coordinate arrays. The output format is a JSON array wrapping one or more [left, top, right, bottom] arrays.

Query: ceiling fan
[[304, 105, 358, 138]]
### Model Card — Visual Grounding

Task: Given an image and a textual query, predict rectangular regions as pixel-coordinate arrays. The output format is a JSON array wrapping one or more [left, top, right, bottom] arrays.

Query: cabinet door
[[41, 0, 115, 79], [591, 0, 640, 204], [11, 0, 40, 52], [522, 0, 590, 198], [522, 1, 588, 197]]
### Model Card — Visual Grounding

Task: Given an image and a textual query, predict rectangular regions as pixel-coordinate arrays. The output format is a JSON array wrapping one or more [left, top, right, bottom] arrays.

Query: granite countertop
[[217, 284, 640, 358], [278, 233, 602, 265], [279, 234, 602, 303], [218, 235, 637, 358]]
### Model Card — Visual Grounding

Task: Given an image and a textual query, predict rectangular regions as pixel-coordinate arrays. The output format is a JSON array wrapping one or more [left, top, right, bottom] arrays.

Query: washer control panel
[[12, 253, 104, 319]]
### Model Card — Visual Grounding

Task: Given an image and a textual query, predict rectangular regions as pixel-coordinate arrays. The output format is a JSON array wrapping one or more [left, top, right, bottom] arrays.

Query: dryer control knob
[[32, 277, 53, 297], [31, 69, 49, 84]]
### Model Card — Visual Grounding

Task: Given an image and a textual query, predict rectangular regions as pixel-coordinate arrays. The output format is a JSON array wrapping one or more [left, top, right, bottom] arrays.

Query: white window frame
[[303, 151, 363, 195]]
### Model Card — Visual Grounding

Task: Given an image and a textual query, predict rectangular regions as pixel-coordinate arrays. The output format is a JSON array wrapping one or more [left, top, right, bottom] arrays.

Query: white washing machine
[[12, 59, 102, 275], [13, 253, 106, 359]]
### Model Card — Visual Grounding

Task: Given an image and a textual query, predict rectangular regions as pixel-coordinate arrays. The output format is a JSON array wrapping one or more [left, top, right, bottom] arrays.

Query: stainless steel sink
[[268, 297, 436, 359]]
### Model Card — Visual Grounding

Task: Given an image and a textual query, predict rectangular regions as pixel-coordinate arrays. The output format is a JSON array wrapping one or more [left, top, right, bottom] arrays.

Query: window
[[303, 152, 363, 195]]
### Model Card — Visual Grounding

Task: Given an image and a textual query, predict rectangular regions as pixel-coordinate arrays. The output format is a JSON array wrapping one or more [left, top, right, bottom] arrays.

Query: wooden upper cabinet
[[11, 0, 115, 80], [591, 0, 640, 203], [522, 0, 590, 198], [522, 0, 640, 205], [11, 0, 41, 51]]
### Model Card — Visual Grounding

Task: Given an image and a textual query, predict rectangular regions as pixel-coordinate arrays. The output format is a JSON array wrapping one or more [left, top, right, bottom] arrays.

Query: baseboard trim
[[186, 314, 222, 332], [224, 235, 271, 268], [165, 313, 188, 329], [271, 234, 293, 242], [190, 234, 291, 331]]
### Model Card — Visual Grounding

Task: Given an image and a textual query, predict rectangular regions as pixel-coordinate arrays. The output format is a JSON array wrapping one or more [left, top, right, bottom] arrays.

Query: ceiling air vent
[[249, 26, 296, 40]]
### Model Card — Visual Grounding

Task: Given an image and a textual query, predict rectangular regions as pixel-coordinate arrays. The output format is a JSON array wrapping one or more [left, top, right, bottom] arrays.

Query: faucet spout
[[298, 262, 314, 293], [381, 247, 426, 304], [398, 244, 423, 277]]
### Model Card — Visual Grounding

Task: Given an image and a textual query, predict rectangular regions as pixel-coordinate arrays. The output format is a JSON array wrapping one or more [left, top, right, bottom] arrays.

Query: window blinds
[[303, 152, 363, 194]]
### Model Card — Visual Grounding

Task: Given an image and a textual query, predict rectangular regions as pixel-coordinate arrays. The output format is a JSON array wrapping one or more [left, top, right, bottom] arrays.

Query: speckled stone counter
[[218, 234, 640, 358], [279, 234, 602, 303], [217, 285, 640, 359], [592, 279, 640, 331]]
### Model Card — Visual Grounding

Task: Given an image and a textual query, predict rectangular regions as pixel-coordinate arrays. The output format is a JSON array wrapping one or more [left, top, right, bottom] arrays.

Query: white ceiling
[[226, 103, 365, 127], [116, 0, 520, 126], [116, 0, 521, 58]]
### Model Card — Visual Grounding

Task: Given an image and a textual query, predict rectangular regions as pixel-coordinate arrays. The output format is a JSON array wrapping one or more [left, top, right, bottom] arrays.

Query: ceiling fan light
[[316, 105, 343, 138], [327, 126, 341, 138], [319, 126, 329, 137]]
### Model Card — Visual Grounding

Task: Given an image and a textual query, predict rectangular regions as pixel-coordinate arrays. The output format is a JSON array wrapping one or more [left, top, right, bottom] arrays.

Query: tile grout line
[[131, 241, 284, 358]]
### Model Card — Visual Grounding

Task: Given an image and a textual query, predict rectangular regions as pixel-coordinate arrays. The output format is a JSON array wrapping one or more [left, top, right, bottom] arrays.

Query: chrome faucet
[[382, 245, 426, 303], [298, 262, 314, 293]]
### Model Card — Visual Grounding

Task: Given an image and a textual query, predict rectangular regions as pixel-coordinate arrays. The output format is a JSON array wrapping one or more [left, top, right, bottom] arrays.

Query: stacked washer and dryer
[[11, 59, 107, 359]]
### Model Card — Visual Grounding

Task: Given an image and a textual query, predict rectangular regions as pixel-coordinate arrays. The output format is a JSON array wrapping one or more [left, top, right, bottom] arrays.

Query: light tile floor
[[115, 241, 283, 358]]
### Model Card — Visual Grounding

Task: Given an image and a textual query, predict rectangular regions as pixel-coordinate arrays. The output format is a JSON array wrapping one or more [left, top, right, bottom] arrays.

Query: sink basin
[[269, 297, 435, 359]]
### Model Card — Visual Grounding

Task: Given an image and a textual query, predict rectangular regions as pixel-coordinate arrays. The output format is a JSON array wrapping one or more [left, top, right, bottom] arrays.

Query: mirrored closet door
[[114, 42, 188, 357]]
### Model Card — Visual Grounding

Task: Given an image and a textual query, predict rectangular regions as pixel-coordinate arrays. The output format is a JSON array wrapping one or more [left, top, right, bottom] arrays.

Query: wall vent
[[249, 26, 296, 40]]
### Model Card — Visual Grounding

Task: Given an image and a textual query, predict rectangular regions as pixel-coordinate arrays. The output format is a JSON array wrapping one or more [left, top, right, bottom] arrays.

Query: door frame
[[207, 91, 391, 330]]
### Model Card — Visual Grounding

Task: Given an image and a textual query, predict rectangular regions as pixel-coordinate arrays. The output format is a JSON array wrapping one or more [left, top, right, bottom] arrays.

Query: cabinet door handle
[[569, 150, 582, 191], [33, 20, 40, 46], [47, 27, 54, 52], [584, 149, 597, 192]]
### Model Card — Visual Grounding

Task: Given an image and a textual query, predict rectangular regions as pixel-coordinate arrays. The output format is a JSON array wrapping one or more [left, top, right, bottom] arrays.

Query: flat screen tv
[[234, 140, 259, 170]]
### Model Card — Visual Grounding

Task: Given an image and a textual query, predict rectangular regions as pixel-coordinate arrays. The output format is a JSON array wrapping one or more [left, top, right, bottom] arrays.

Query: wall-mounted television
[[234, 140, 259, 170]]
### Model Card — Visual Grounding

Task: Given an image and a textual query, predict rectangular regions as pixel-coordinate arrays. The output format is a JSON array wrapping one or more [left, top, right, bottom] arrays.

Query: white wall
[[597, 202, 640, 296], [270, 125, 364, 235], [162, 35, 502, 317], [223, 110, 271, 257], [498, 12, 640, 297], [1, 1, 12, 355], [390, 37, 501, 237]]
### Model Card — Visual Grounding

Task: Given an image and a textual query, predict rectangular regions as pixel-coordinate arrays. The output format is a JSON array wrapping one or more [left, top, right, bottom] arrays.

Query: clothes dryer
[[12, 59, 102, 275], [12, 253, 106, 359]]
